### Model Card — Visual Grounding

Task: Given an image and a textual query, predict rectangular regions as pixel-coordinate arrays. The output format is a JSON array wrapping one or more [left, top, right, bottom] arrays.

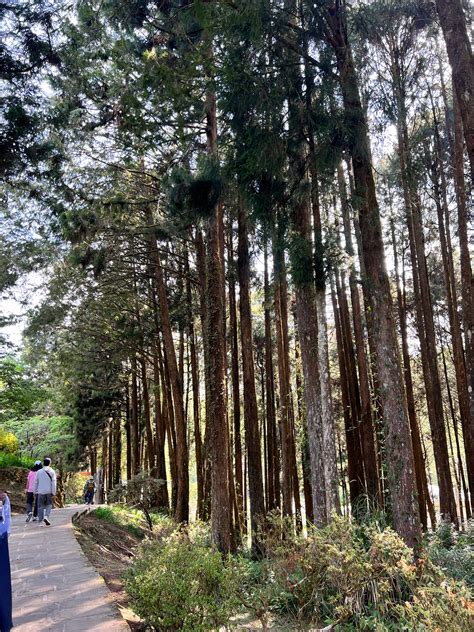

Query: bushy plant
[[0, 428, 19, 454], [247, 516, 473, 630], [108, 473, 167, 530], [0, 452, 34, 468], [429, 520, 474, 589], [126, 534, 241, 631]]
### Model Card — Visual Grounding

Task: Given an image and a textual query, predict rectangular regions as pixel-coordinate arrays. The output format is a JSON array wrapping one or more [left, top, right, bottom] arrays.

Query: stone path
[[9, 505, 129, 632]]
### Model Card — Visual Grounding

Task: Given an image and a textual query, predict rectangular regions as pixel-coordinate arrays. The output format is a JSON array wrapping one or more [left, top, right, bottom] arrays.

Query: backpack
[[86, 481, 95, 493]]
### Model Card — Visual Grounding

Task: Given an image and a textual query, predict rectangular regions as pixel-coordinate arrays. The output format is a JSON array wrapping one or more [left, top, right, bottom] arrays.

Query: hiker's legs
[[44, 493, 53, 518], [33, 494, 38, 519], [37, 494, 46, 522], [25, 492, 34, 514]]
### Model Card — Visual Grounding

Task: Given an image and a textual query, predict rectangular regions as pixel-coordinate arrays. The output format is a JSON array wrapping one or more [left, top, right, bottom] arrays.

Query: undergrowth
[[0, 452, 34, 469], [428, 520, 474, 589], [123, 513, 474, 631], [94, 504, 175, 539]]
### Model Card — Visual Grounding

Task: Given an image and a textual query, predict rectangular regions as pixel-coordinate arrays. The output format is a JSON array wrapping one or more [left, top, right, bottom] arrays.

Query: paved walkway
[[9, 505, 129, 632]]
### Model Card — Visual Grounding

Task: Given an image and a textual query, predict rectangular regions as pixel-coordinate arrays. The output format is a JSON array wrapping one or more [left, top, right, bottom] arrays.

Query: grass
[[94, 505, 148, 538], [0, 452, 34, 469], [94, 504, 176, 539]]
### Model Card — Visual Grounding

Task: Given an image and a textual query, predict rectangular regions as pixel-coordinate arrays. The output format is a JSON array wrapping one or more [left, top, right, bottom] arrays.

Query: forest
[[1, 0, 473, 629]]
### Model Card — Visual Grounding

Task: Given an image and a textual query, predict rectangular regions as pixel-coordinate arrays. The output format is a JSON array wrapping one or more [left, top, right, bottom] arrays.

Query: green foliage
[[0, 357, 46, 423], [107, 474, 169, 531], [5, 415, 78, 469], [123, 513, 474, 630], [0, 428, 19, 454], [94, 504, 175, 540], [166, 159, 224, 226], [239, 517, 474, 630], [0, 452, 34, 469], [289, 232, 314, 287], [126, 534, 241, 631], [429, 521, 474, 589]]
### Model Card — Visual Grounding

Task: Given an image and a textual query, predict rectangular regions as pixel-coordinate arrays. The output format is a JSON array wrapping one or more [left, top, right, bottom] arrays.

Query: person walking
[[34, 457, 57, 526], [24, 461, 42, 523], [83, 477, 96, 506], [0, 490, 13, 632]]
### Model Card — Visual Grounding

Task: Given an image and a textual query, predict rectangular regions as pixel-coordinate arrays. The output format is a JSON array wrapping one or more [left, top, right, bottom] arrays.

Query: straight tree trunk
[[314, 2, 421, 546], [184, 246, 204, 519], [114, 416, 121, 486], [152, 346, 169, 510], [396, 95, 457, 522], [435, 0, 474, 179], [391, 220, 433, 530], [130, 359, 140, 476], [263, 235, 280, 511], [338, 165, 379, 506], [144, 206, 189, 523], [195, 229, 212, 520], [228, 223, 244, 525], [331, 279, 365, 508], [125, 389, 132, 481], [238, 202, 266, 553], [205, 86, 231, 553], [273, 222, 296, 519], [454, 89, 474, 502], [430, 113, 474, 510]]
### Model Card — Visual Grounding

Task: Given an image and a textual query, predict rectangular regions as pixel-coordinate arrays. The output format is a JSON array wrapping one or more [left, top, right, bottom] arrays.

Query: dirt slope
[[0, 466, 28, 513]]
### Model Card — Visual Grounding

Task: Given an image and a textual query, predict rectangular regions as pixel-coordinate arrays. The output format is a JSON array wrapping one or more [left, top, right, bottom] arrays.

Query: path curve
[[10, 505, 129, 632]]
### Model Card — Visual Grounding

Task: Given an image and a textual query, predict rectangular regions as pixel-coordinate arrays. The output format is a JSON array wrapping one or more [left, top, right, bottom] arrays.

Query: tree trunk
[[391, 220, 432, 530], [130, 359, 140, 476], [263, 235, 280, 511], [144, 206, 189, 523], [435, 0, 474, 180], [454, 89, 474, 503], [338, 164, 379, 506], [331, 279, 365, 510], [273, 222, 295, 519], [238, 202, 266, 553], [228, 222, 244, 526], [316, 2, 421, 546], [205, 86, 231, 553], [430, 112, 474, 511]]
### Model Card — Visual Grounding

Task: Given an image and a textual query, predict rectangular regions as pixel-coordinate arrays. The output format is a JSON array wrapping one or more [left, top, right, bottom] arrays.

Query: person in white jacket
[[34, 457, 57, 526]]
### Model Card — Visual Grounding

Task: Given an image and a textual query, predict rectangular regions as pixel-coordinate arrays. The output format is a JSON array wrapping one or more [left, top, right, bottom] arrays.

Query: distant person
[[34, 457, 57, 526], [0, 489, 13, 632], [25, 460, 42, 523], [83, 478, 96, 506]]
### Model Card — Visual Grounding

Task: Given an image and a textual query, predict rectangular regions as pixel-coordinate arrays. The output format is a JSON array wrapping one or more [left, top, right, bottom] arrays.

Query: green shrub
[[126, 534, 241, 631], [0, 452, 34, 468], [249, 516, 474, 630], [429, 520, 474, 589], [0, 429, 19, 454]]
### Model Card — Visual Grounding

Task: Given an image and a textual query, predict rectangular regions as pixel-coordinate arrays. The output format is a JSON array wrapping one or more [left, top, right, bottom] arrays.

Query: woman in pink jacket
[[25, 461, 42, 523]]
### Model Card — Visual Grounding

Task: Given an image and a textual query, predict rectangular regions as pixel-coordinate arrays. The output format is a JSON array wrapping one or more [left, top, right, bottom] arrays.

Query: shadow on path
[[10, 505, 129, 632]]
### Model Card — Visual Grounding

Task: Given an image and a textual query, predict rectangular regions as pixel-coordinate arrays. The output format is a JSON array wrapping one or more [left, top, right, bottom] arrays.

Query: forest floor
[[73, 509, 146, 631], [73, 507, 275, 630]]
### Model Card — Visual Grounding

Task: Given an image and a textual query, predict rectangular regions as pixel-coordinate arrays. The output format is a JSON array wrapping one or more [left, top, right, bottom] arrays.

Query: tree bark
[[238, 202, 266, 553], [205, 86, 231, 553], [315, 2, 421, 546], [228, 223, 244, 526], [144, 206, 189, 523], [263, 235, 280, 511], [435, 0, 474, 180]]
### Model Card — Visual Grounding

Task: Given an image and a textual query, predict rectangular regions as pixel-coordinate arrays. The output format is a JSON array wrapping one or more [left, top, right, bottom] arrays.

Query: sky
[[0, 272, 46, 354]]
